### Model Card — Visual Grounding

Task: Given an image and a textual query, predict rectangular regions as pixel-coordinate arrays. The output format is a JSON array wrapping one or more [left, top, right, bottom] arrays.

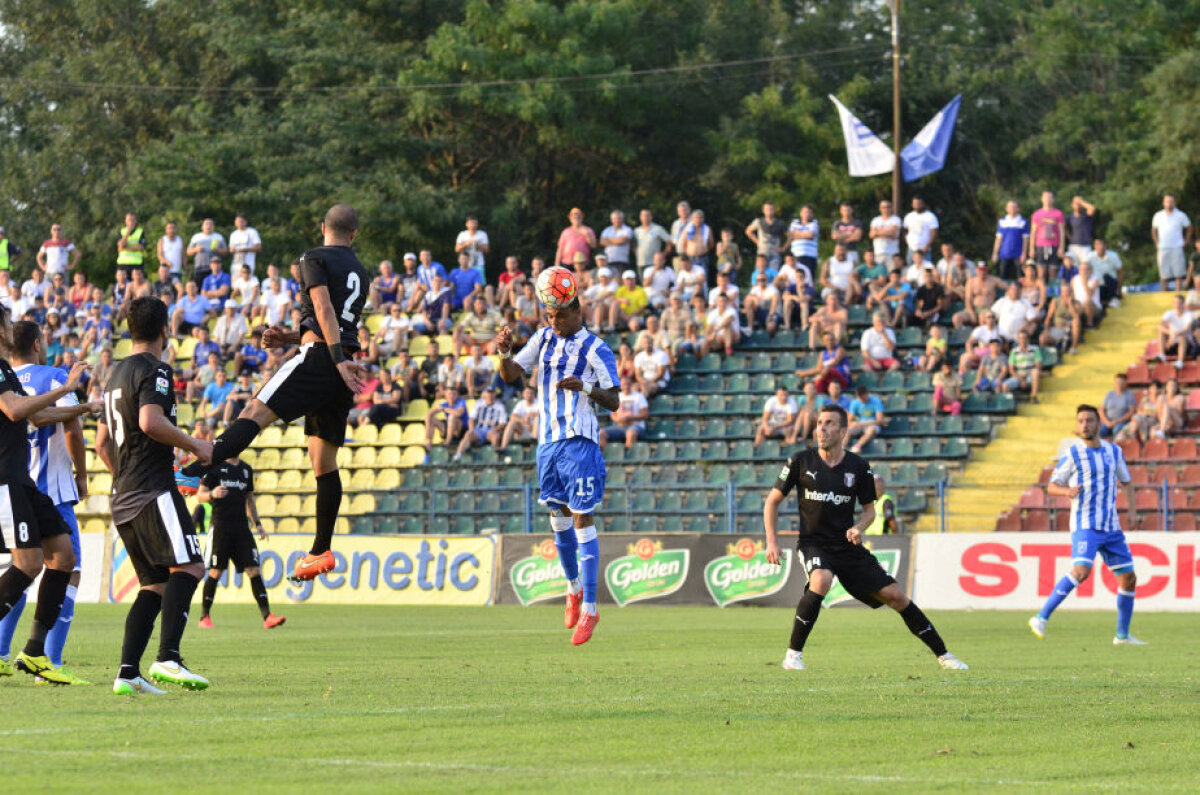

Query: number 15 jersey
[[101, 352, 178, 523], [297, 245, 368, 351]]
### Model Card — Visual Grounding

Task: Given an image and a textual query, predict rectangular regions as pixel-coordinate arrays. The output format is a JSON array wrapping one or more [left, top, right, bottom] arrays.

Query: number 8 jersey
[[297, 246, 369, 350], [101, 353, 178, 517]]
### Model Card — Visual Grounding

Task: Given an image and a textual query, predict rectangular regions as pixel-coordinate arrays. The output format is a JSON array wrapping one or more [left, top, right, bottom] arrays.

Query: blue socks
[[1038, 573, 1078, 620], [553, 528, 580, 582], [579, 538, 600, 606], [0, 591, 27, 658], [45, 585, 77, 667], [1116, 589, 1135, 638]]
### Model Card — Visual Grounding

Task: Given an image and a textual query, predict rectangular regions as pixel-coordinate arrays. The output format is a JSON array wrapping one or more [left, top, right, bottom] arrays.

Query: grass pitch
[[2, 605, 1197, 792]]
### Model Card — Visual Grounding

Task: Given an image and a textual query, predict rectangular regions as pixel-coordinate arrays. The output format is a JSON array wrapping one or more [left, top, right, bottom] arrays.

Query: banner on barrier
[[913, 532, 1200, 611], [1, 533, 105, 604], [109, 535, 497, 605], [498, 534, 913, 608]]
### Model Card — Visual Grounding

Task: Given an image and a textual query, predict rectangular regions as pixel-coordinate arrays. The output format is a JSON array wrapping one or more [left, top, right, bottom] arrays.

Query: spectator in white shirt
[[158, 220, 185, 280], [675, 256, 707, 302], [1151, 194, 1192, 291], [583, 268, 618, 330], [1087, 238, 1123, 306], [371, 303, 411, 359], [957, 311, 1003, 375], [213, 301, 249, 357], [633, 209, 673, 271], [598, 379, 650, 449], [860, 312, 901, 372], [455, 215, 490, 278], [819, 244, 861, 304], [641, 251, 676, 310], [902, 196, 939, 264], [703, 292, 741, 356], [36, 223, 80, 276], [991, 282, 1037, 343], [744, 271, 781, 334], [633, 335, 671, 398], [1158, 293, 1194, 370], [1069, 259, 1102, 329], [755, 386, 797, 446], [600, 210, 634, 269], [228, 215, 262, 275], [231, 263, 259, 310], [254, 277, 291, 326], [707, 271, 740, 308], [499, 386, 540, 452], [869, 199, 902, 262]]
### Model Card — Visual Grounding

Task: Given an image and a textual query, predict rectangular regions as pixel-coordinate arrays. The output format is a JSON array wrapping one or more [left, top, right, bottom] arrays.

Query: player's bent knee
[[172, 561, 205, 580], [1072, 564, 1093, 582], [245, 566, 261, 578], [574, 520, 597, 544]]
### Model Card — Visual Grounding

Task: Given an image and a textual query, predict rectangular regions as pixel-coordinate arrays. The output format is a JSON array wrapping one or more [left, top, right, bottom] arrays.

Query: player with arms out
[[196, 455, 285, 629], [97, 297, 214, 694], [0, 308, 91, 685], [1029, 405, 1145, 645], [182, 205, 367, 582], [0, 321, 100, 684], [496, 268, 620, 645], [764, 405, 968, 671]]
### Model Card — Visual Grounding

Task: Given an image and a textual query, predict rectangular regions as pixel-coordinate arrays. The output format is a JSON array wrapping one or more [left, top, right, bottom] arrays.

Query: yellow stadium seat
[[275, 517, 300, 534], [278, 470, 302, 490], [400, 447, 425, 469], [298, 517, 316, 535], [277, 495, 302, 516], [176, 336, 198, 362], [84, 494, 110, 515], [465, 399, 476, 414], [348, 493, 376, 515], [176, 403, 194, 426], [349, 470, 375, 491], [256, 471, 278, 491], [435, 334, 453, 351], [351, 447, 377, 468], [86, 450, 101, 472], [402, 399, 429, 420], [411, 355, 425, 368], [281, 426, 305, 446], [400, 424, 426, 445], [256, 495, 278, 516], [335, 447, 352, 468], [256, 426, 283, 447], [281, 448, 305, 469], [334, 517, 350, 535], [83, 518, 109, 535], [409, 336, 430, 357], [240, 448, 258, 466], [300, 471, 317, 490], [377, 446, 402, 467], [365, 313, 384, 333], [114, 338, 134, 359], [258, 518, 277, 534], [89, 473, 112, 495], [384, 356, 399, 371], [374, 469, 401, 490], [300, 495, 317, 515], [257, 449, 281, 469], [378, 424, 402, 444], [353, 425, 378, 444]]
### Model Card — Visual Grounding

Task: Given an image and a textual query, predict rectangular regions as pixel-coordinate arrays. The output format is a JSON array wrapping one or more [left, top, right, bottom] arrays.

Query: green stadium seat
[[632, 490, 656, 512], [873, 462, 893, 481], [727, 395, 753, 414], [476, 469, 500, 488], [477, 493, 503, 515], [476, 448, 499, 465], [775, 330, 797, 347], [452, 516, 476, 535], [898, 490, 928, 513], [629, 466, 654, 485], [627, 444, 651, 462], [606, 490, 628, 512], [502, 515, 526, 533], [847, 305, 868, 325], [748, 330, 771, 346], [893, 462, 919, 485], [403, 469, 426, 488], [676, 419, 701, 439], [886, 416, 913, 436], [729, 418, 753, 437], [679, 441, 703, 460], [607, 516, 630, 533], [730, 440, 753, 461], [700, 394, 727, 414], [879, 370, 905, 391], [964, 416, 990, 435], [604, 443, 627, 462], [656, 466, 680, 485], [686, 516, 713, 533], [887, 438, 913, 458], [428, 447, 450, 465], [732, 465, 758, 486], [756, 440, 782, 460], [428, 516, 450, 534], [650, 395, 672, 415], [703, 418, 728, 437], [401, 516, 425, 534], [401, 493, 427, 512], [660, 516, 684, 533], [774, 352, 797, 371], [702, 441, 729, 460], [991, 393, 1016, 413], [751, 374, 776, 392], [906, 372, 932, 392], [915, 437, 941, 458], [736, 491, 760, 512], [898, 326, 923, 347], [500, 469, 525, 487], [728, 373, 750, 392], [883, 393, 907, 414], [698, 353, 722, 372], [706, 464, 731, 484], [376, 494, 400, 514], [683, 491, 709, 512], [909, 393, 933, 414], [708, 491, 729, 512], [676, 394, 701, 413], [634, 516, 658, 534], [698, 373, 723, 392], [674, 373, 699, 392], [750, 352, 772, 371], [938, 415, 963, 435], [737, 516, 762, 535], [351, 516, 376, 534], [608, 466, 627, 486], [660, 492, 683, 512], [675, 353, 698, 371], [653, 441, 677, 462], [943, 438, 970, 458]]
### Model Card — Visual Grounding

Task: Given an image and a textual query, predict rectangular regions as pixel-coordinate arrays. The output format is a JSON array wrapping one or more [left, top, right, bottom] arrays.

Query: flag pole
[[890, 0, 902, 211]]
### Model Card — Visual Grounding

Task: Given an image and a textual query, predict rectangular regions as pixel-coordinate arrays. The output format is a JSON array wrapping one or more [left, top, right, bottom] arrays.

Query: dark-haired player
[[0, 321, 100, 684], [182, 204, 367, 582], [97, 297, 214, 694], [196, 455, 285, 629], [496, 295, 620, 645], [0, 308, 92, 685], [1029, 404, 1144, 645], [764, 404, 968, 671]]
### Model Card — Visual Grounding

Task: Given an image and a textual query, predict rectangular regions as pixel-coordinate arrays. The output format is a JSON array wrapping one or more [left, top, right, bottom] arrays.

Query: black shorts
[[798, 542, 896, 609], [116, 490, 203, 586], [0, 482, 69, 551], [205, 523, 260, 572], [256, 342, 356, 445], [1033, 246, 1060, 268]]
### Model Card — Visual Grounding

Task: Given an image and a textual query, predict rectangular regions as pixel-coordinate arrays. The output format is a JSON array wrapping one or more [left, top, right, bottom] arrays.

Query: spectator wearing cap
[[641, 250, 676, 311], [583, 267, 618, 331], [556, 208, 597, 269], [598, 379, 649, 450], [397, 252, 421, 306], [453, 385, 508, 462], [370, 260, 400, 309], [495, 256, 526, 310], [755, 386, 797, 446], [213, 300, 249, 358], [847, 385, 885, 454], [860, 312, 901, 373], [744, 270, 781, 335], [633, 334, 671, 399], [611, 269, 649, 332], [600, 210, 633, 270]]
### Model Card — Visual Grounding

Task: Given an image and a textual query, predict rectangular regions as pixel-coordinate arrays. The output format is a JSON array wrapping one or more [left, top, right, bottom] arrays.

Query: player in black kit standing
[[97, 297, 215, 694], [764, 404, 969, 671], [182, 204, 367, 582], [196, 456, 286, 629]]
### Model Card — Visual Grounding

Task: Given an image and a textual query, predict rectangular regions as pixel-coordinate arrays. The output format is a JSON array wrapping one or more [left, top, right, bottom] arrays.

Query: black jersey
[[297, 245, 368, 351], [773, 448, 876, 547], [203, 460, 253, 532], [101, 353, 178, 520], [0, 358, 33, 487]]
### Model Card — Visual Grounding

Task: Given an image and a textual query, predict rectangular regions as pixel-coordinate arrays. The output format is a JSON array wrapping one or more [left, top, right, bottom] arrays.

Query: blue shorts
[[537, 437, 606, 515], [1072, 529, 1134, 573], [57, 500, 81, 571]]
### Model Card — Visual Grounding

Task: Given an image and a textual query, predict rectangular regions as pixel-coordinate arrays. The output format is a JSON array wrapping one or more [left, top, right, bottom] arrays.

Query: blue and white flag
[[829, 95, 894, 177], [901, 94, 961, 182]]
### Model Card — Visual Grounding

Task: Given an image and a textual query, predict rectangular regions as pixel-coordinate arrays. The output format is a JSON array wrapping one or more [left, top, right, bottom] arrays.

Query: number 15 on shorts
[[576, 477, 596, 499]]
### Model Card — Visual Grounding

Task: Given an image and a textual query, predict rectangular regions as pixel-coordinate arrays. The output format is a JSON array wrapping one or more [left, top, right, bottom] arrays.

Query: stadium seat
[[352, 516, 377, 534], [1018, 488, 1045, 509], [256, 448, 281, 469], [89, 472, 112, 495], [376, 446, 403, 467], [352, 447, 377, 468], [1173, 513, 1197, 532], [607, 516, 630, 533], [349, 470, 376, 491], [377, 424, 403, 445], [352, 425, 379, 444], [398, 424, 425, 446], [683, 491, 709, 512], [476, 469, 500, 488], [706, 464, 731, 484], [281, 448, 306, 469], [275, 517, 300, 534], [257, 471, 279, 492], [452, 516, 476, 535], [176, 403, 194, 426], [685, 516, 712, 533], [1169, 438, 1198, 461], [276, 469, 301, 490], [1118, 438, 1140, 461], [256, 495, 278, 516], [679, 441, 703, 461], [83, 518, 109, 535], [633, 516, 658, 534], [1021, 509, 1050, 532], [994, 510, 1021, 532], [728, 373, 750, 392], [1141, 438, 1169, 461], [660, 516, 684, 533], [281, 426, 305, 446], [400, 446, 426, 468], [277, 494, 302, 516]]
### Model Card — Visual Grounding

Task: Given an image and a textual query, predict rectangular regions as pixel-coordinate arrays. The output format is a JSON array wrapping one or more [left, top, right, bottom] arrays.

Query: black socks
[[201, 576, 218, 618], [0, 567, 33, 622], [311, 471, 342, 556], [788, 588, 824, 652], [22, 568, 71, 658], [900, 602, 948, 657], [118, 589, 162, 680], [250, 575, 271, 618], [183, 418, 260, 476], [157, 571, 199, 664]]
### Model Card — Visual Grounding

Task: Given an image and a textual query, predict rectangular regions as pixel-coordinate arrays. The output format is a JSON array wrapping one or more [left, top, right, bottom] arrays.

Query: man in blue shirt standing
[[991, 200, 1030, 281], [447, 251, 485, 312]]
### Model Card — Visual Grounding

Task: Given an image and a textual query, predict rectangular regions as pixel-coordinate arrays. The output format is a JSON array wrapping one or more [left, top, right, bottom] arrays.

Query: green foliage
[[0, 0, 1194, 284]]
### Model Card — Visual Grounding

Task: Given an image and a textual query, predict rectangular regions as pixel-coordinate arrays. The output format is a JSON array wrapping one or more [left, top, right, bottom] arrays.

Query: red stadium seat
[[1118, 438, 1141, 461], [1151, 363, 1176, 383], [1140, 438, 1168, 461], [1048, 494, 1071, 511], [1178, 361, 1200, 385], [1050, 510, 1070, 532], [1142, 339, 1162, 361], [1126, 361, 1151, 386], [1189, 491, 1200, 511], [1186, 390, 1200, 413], [1181, 463, 1200, 484], [1136, 514, 1161, 532], [1115, 490, 1130, 509], [1037, 466, 1054, 485], [1170, 487, 1189, 509], [994, 510, 1022, 532], [1127, 464, 1150, 484], [1018, 487, 1046, 509], [1173, 513, 1197, 532], [1021, 509, 1051, 531], [1168, 437, 1197, 460], [1134, 488, 1159, 511], [1157, 465, 1179, 485]]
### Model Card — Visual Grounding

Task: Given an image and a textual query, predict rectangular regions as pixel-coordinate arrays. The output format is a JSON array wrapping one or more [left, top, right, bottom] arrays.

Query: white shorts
[[1158, 247, 1186, 280]]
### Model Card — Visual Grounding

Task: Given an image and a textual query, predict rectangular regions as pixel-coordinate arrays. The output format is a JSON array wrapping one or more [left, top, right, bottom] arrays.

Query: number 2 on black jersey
[[342, 272, 361, 322]]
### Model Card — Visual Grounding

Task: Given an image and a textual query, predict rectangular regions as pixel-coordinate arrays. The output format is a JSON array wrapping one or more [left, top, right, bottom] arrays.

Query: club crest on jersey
[[779, 465, 790, 481], [563, 340, 578, 356], [844, 472, 855, 488], [156, 376, 170, 395]]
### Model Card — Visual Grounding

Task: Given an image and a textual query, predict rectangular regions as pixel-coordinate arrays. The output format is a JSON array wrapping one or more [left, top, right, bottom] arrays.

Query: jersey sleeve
[[589, 342, 620, 389], [512, 328, 543, 375], [202, 469, 220, 490], [1049, 452, 1076, 487], [51, 371, 78, 408], [1113, 444, 1132, 484], [298, 254, 328, 293], [138, 362, 176, 414], [856, 460, 877, 506], [772, 453, 802, 496]]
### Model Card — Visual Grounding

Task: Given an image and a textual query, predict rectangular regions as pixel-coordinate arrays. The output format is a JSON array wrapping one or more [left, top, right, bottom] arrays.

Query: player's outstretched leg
[[14, 535, 77, 685], [571, 517, 600, 646], [1030, 564, 1087, 639], [181, 417, 263, 478], [1113, 569, 1146, 645], [114, 588, 166, 695], [44, 580, 78, 669], [881, 585, 968, 670], [783, 586, 825, 670], [551, 512, 582, 628]]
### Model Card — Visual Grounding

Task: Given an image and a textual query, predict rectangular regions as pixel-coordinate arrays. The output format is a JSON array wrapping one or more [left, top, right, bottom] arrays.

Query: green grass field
[[2, 605, 1197, 792]]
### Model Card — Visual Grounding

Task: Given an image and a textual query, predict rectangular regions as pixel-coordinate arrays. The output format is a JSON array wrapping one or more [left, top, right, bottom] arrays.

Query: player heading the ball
[[495, 279, 620, 646]]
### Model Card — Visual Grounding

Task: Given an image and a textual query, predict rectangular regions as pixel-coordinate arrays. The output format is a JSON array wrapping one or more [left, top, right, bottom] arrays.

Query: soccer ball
[[536, 266, 578, 309]]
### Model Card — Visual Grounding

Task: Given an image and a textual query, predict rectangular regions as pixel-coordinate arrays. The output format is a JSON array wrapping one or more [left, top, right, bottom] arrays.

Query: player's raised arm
[[29, 399, 102, 428], [496, 325, 527, 384], [139, 403, 212, 465], [0, 362, 88, 423]]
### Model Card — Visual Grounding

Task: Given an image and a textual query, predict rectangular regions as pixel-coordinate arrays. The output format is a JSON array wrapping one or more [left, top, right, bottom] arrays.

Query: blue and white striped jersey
[[16, 363, 80, 506], [1050, 439, 1131, 533], [513, 326, 620, 446]]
